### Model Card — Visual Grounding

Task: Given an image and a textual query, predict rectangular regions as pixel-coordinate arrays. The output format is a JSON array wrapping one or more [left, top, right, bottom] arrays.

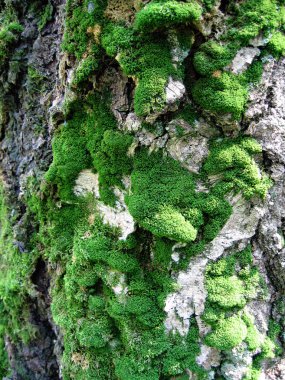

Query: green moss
[[268, 32, 285, 57], [62, 0, 106, 59], [205, 315, 248, 350], [72, 54, 101, 86], [203, 247, 268, 354], [206, 276, 247, 309], [227, 0, 281, 45], [193, 42, 236, 76], [45, 106, 92, 201], [192, 72, 248, 120], [134, 1, 202, 32], [0, 7, 23, 64], [203, 137, 272, 199], [93, 130, 133, 205], [0, 182, 39, 373], [38, 2, 53, 31]]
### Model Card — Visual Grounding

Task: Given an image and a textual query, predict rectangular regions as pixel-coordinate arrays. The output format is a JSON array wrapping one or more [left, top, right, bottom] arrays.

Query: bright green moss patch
[[203, 247, 267, 352], [45, 105, 92, 201], [72, 54, 101, 86], [227, 0, 280, 45], [203, 137, 272, 199], [134, 1, 202, 32], [62, 0, 106, 59], [93, 130, 133, 205], [51, 213, 206, 379], [192, 72, 248, 120], [205, 316, 248, 350], [268, 32, 285, 58], [206, 276, 247, 309]]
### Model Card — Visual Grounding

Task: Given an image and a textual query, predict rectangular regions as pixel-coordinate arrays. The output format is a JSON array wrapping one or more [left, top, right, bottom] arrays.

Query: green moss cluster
[[0, 6, 23, 65], [268, 32, 285, 57], [50, 214, 207, 379], [203, 247, 262, 350], [193, 42, 236, 77], [38, 2, 53, 31], [227, 0, 281, 45], [191, 0, 285, 121], [45, 94, 132, 206], [192, 72, 248, 120], [203, 246, 281, 372], [126, 149, 233, 245], [0, 183, 43, 378], [203, 137, 272, 199], [134, 1, 202, 32]]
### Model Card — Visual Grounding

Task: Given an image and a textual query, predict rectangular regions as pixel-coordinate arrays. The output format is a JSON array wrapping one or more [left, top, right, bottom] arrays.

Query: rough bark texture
[[0, 1, 285, 380]]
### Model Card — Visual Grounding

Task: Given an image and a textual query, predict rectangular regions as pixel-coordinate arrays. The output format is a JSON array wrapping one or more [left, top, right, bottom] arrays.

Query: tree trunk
[[0, 1, 285, 379]]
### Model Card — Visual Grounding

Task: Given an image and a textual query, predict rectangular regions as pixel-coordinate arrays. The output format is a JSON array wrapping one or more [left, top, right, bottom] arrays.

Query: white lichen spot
[[196, 345, 221, 370], [229, 47, 260, 74], [164, 256, 208, 335], [165, 77, 185, 104], [74, 169, 100, 197], [74, 171, 135, 240]]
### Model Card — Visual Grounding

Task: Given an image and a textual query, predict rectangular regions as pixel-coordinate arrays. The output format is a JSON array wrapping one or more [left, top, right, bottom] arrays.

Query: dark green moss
[[0, 6, 23, 65]]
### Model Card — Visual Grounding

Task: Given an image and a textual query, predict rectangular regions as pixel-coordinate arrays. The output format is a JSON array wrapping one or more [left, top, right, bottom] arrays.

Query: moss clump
[[205, 316, 248, 350], [0, 182, 40, 376], [193, 41, 235, 76], [227, 0, 281, 45], [62, 0, 106, 59], [0, 6, 23, 65], [93, 130, 133, 204], [268, 32, 285, 58], [134, 1, 202, 32], [102, 25, 178, 117], [45, 104, 92, 201], [203, 247, 267, 352], [72, 54, 101, 86], [192, 72, 248, 120], [203, 137, 272, 199]]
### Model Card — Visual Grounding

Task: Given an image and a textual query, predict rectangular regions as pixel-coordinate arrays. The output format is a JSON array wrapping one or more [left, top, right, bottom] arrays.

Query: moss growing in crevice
[[203, 246, 280, 373], [0, 5, 23, 66]]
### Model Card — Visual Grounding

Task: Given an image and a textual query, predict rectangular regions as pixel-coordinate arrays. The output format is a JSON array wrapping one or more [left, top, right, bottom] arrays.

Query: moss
[[203, 247, 268, 354], [72, 54, 101, 86], [203, 137, 272, 199], [38, 2, 53, 31], [202, 0, 218, 11], [204, 315, 248, 350], [243, 313, 263, 351], [192, 72, 248, 120], [45, 106, 92, 201], [0, 7, 23, 65], [62, 0, 107, 59], [93, 130, 133, 205], [268, 32, 285, 58], [0, 182, 39, 372], [227, 0, 281, 45], [193, 41, 236, 77], [134, 1, 202, 32], [206, 276, 247, 309]]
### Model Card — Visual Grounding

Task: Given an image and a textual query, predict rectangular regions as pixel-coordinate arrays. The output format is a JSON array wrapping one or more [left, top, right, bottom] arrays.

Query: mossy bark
[[0, 1, 285, 379]]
